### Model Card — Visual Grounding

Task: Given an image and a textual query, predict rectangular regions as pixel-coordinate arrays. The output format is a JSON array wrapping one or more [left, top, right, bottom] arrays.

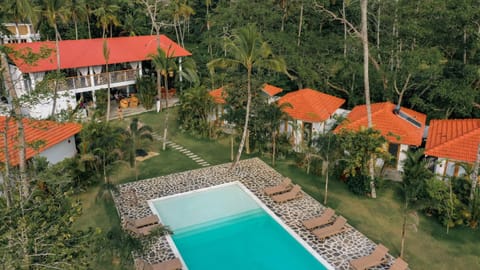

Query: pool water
[[151, 182, 330, 270]]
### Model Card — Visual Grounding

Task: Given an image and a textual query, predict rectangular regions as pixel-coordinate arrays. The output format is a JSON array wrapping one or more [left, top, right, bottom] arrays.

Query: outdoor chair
[[389, 257, 408, 270], [124, 215, 161, 236], [271, 184, 302, 203], [135, 258, 183, 270], [264, 177, 293, 196], [349, 244, 389, 270], [302, 208, 335, 230], [312, 216, 348, 241]]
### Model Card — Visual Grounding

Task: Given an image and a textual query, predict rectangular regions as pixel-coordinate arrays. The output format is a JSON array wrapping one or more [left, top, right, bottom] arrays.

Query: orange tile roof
[[0, 117, 82, 166], [262, 83, 283, 96], [277, 88, 345, 122], [209, 87, 226, 104], [6, 35, 191, 73], [425, 119, 480, 162], [335, 102, 426, 146]]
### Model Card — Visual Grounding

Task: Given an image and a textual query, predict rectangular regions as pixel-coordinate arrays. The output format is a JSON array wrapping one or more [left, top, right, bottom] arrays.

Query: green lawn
[[74, 109, 480, 269]]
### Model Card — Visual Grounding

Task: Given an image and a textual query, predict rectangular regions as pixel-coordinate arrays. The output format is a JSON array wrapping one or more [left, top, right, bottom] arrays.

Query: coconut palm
[[93, 0, 120, 38], [123, 118, 153, 181], [207, 24, 289, 169], [103, 40, 111, 122], [150, 47, 199, 150], [68, 0, 88, 39]]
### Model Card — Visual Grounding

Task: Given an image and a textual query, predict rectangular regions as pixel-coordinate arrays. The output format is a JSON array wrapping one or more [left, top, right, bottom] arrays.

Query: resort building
[[277, 88, 346, 148], [0, 23, 40, 44], [335, 102, 426, 171], [4, 35, 191, 119], [425, 119, 480, 178]]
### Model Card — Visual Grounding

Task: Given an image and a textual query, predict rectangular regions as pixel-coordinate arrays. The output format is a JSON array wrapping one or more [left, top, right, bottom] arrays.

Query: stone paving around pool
[[113, 158, 401, 270]]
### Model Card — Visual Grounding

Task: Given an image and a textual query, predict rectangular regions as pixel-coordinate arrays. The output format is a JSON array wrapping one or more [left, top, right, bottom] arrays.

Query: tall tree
[[68, 0, 88, 40], [123, 118, 153, 181], [102, 40, 111, 122], [208, 24, 289, 169], [93, 0, 120, 38]]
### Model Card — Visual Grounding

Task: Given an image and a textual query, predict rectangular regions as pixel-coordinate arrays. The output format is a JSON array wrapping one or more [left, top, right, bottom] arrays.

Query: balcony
[[59, 69, 139, 93]]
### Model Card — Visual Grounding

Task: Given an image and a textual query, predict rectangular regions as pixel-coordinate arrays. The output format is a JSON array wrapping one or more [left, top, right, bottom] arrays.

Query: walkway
[[151, 131, 210, 167]]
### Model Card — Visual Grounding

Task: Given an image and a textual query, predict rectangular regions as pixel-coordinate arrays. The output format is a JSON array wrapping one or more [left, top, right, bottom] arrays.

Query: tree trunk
[[106, 63, 111, 122], [361, 0, 376, 198], [297, 4, 304, 46], [272, 130, 276, 166], [343, 0, 347, 57], [400, 209, 407, 258], [324, 160, 329, 205], [1, 122, 12, 208], [231, 66, 252, 169], [162, 74, 169, 151], [469, 143, 480, 210], [246, 129, 250, 154], [51, 25, 61, 119]]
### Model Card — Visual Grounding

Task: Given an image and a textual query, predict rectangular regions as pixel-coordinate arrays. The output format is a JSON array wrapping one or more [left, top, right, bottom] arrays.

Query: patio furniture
[[124, 215, 161, 236], [349, 244, 389, 270], [264, 177, 293, 195], [135, 258, 183, 270], [271, 184, 302, 203], [389, 257, 408, 270], [312, 216, 348, 240], [302, 208, 335, 230]]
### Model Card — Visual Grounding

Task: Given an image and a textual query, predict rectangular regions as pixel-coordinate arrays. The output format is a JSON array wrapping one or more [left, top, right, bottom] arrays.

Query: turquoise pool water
[[151, 182, 329, 270]]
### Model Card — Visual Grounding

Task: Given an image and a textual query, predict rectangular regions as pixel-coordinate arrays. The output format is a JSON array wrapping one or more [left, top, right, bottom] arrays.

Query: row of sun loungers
[[124, 215, 162, 236], [135, 258, 183, 270], [349, 244, 408, 270]]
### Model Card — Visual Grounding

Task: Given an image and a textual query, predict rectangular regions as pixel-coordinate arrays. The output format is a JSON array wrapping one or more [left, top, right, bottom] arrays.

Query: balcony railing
[[60, 69, 139, 91]]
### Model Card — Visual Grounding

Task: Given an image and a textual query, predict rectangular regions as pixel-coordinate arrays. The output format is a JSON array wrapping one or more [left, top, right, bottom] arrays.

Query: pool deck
[[113, 158, 399, 270]]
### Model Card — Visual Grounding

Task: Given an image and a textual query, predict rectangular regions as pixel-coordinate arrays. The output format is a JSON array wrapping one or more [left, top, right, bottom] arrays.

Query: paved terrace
[[113, 158, 398, 270]]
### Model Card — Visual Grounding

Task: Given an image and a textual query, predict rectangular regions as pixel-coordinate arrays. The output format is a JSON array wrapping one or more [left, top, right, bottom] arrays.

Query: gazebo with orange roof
[[335, 102, 426, 171], [208, 87, 227, 125], [277, 88, 346, 148], [425, 119, 480, 178], [261, 84, 283, 104]]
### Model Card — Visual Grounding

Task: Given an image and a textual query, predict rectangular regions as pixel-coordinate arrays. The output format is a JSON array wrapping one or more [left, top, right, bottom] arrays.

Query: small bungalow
[[0, 116, 81, 166], [335, 102, 426, 171], [425, 119, 480, 178], [277, 88, 346, 148], [261, 83, 283, 104]]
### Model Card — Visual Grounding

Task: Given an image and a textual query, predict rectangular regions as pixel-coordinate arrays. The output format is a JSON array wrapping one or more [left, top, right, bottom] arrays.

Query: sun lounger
[[312, 216, 348, 240], [349, 244, 389, 270], [271, 184, 302, 203], [389, 257, 408, 270], [264, 177, 293, 195], [302, 208, 335, 230], [135, 258, 183, 270], [124, 215, 161, 236]]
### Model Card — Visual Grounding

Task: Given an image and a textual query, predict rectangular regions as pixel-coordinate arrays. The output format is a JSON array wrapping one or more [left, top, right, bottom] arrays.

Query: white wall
[[24, 90, 76, 119], [39, 136, 77, 164], [397, 144, 409, 172]]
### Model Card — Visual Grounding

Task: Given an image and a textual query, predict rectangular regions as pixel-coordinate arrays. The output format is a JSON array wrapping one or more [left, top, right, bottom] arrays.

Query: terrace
[[113, 158, 398, 270]]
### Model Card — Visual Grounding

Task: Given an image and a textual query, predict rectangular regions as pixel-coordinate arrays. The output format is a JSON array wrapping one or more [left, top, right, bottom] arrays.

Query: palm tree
[[208, 24, 289, 169], [123, 118, 153, 181], [259, 102, 291, 167], [151, 47, 199, 150], [68, 0, 88, 39], [401, 149, 432, 258], [38, 0, 70, 118], [93, 0, 120, 38], [360, 0, 376, 198], [313, 133, 341, 205], [103, 40, 111, 122]]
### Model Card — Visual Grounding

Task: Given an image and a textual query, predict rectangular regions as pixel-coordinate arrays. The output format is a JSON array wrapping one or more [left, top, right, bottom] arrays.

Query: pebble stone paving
[[113, 158, 402, 270]]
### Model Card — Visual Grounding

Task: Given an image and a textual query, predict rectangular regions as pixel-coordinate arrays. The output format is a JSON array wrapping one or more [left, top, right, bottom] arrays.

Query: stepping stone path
[[151, 132, 210, 167]]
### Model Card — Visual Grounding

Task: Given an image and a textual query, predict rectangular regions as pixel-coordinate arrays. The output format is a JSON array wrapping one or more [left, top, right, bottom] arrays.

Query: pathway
[[151, 131, 210, 167]]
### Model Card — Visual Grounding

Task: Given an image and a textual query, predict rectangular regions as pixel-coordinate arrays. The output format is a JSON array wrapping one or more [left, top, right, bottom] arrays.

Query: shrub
[[136, 76, 156, 110]]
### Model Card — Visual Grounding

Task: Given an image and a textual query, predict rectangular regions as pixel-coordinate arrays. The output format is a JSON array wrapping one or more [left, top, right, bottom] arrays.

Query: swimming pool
[[150, 182, 333, 270]]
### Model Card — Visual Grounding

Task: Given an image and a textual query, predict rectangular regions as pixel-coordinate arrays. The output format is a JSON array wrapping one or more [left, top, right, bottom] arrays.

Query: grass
[[74, 109, 480, 269]]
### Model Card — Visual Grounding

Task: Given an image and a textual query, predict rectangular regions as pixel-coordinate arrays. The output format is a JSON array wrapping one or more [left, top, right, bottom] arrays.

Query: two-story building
[[4, 35, 191, 118]]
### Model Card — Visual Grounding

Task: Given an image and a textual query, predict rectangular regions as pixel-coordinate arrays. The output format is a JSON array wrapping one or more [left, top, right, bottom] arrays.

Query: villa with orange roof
[[425, 119, 480, 178], [4, 35, 191, 119], [0, 116, 81, 166], [277, 88, 346, 148], [335, 102, 426, 171]]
